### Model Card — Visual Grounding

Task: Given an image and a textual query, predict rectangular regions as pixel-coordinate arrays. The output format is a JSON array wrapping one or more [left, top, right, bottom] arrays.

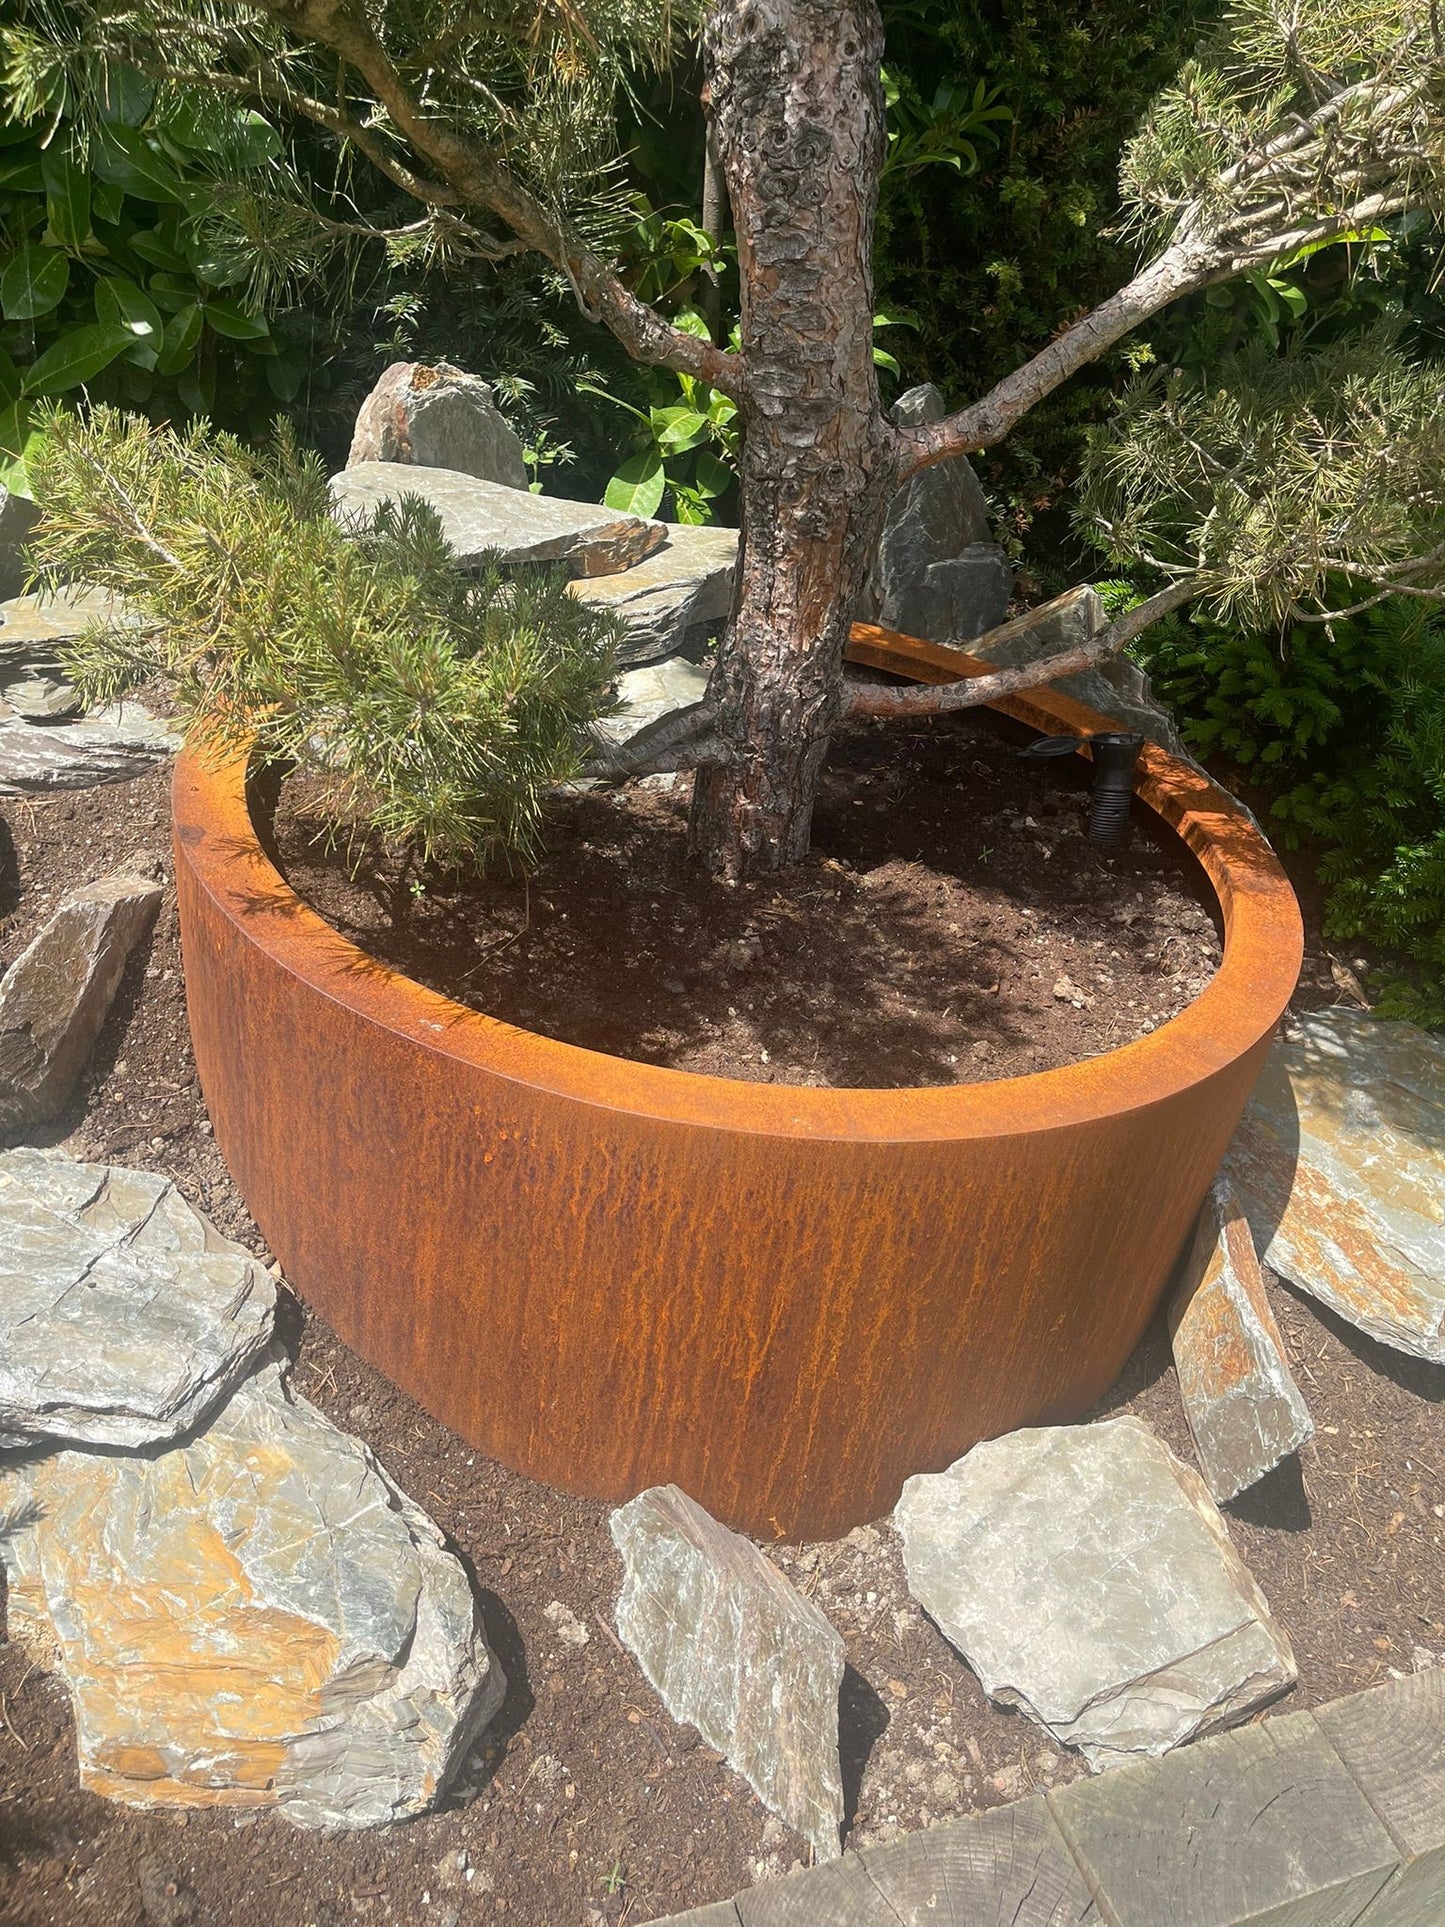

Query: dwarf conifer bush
[[27, 406, 622, 869]]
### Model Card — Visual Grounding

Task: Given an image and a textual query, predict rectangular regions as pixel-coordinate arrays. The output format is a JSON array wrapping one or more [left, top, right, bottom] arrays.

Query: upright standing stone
[[347, 361, 529, 490], [1, 1359, 506, 1829], [0, 862, 163, 1136], [0, 486, 39, 599], [1169, 1177, 1314, 1502], [894, 1417, 1295, 1769], [0, 1146, 276, 1450], [1228, 1011, 1445, 1363], [611, 1485, 845, 1860], [331, 463, 667, 577]]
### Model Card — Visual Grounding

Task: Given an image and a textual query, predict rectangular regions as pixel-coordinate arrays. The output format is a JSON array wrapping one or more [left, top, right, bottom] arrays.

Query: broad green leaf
[[0, 402, 40, 497], [265, 355, 304, 402], [0, 154, 44, 193], [873, 344, 902, 376], [603, 449, 665, 519], [692, 450, 734, 499], [167, 101, 281, 169], [156, 301, 203, 374], [0, 247, 70, 320], [93, 127, 185, 204], [94, 275, 163, 368], [202, 299, 269, 341], [651, 405, 709, 454], [98, 66, 155, 128], [91, 179, 125, 226], [190, 246, 250, 289], [672, 306, 715, 342], [127, 231, 186, 272], [175, 361, 215, 414], [42, 146, 91, 249], [21, 322, 135, 395]]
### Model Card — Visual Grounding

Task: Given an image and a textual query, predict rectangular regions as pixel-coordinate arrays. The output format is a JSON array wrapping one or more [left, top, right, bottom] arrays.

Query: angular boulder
[[347, 360, 529, 490], [1, 1359, 506, 1828], [0, 863, 163, 1136], [1228, 1010, 1445, 1362], [861, 383, 1012, 645], [331, 463, 667, 577], [893, 1416, 1295, 1769], [1169, 1177, 1314, 1503], [570, 522, 738, 665], [611, 1484, 845, 1860], [0, 1146, 276, 1450], [590, 655, 713, 754], [0, 486, 39, 599]]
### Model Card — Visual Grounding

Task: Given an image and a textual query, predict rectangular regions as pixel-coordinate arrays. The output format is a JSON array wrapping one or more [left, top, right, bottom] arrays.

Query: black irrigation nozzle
[[1022, 729, 1146, 850]]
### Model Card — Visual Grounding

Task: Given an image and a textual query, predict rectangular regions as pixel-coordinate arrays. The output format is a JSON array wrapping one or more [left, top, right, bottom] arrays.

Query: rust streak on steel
[[171, 624, 1303, 1541]]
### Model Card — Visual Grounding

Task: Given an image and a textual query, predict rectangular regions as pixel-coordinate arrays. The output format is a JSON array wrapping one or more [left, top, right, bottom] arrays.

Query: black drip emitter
[[1022, 730, 1146, 849]]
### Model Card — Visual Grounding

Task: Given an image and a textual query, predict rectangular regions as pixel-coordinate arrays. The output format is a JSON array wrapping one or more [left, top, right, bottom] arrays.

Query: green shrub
[[0, 70, 325, 489], [28, 406, 623, 870], [1137, 601, 1445, 1023]]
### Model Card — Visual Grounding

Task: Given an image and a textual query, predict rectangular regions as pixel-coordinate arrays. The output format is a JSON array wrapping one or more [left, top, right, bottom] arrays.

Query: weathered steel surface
[[171, 625, 1302, 1540]]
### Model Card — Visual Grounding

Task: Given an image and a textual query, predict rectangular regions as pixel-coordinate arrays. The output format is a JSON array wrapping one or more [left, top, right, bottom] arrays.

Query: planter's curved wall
[[173, 628, 1302, 1540]]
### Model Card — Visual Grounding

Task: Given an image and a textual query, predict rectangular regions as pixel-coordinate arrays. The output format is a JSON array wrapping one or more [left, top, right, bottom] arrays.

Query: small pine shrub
[[27, 407, 623, 872], [1137, 600, 1445, 1024]]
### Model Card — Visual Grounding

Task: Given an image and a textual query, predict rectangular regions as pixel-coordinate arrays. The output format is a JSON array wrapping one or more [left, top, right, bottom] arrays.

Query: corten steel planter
[[172, 623, 1303, 1541]]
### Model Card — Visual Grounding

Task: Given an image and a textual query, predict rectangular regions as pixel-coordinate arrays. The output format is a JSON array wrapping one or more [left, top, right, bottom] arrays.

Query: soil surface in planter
[[269, 710, 1221, 1088], [3, 765, 1445, 1927]]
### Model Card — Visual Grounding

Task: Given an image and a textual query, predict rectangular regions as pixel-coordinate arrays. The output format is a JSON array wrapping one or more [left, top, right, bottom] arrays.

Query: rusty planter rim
[[172, 641, 1303, 1147]]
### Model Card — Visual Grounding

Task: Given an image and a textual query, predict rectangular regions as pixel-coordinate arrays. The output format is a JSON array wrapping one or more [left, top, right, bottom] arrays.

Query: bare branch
[[250, 0, 745, 397], [843, 579, 1202, 721]]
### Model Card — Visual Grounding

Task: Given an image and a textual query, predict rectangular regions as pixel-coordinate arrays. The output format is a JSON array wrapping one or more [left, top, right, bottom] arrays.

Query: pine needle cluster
[[28, 406, 623, 870], [1077, 330, 1445, 630]]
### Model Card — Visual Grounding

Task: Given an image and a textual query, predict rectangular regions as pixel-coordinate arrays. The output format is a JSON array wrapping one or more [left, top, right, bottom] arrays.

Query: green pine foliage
[[1137, 600, 1445, 1024], [27, 405, 623, 870]]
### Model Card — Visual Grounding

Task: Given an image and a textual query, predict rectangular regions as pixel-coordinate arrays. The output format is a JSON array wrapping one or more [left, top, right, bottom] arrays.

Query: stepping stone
[[0, 1146, 276, 1450], [331, 462, 667, 577], [571, 522, 738, 665], [1169, 1177, 1314, 1502], [0, 862, 163, 1136], [1228, 1010, 1445, 1362], [611, 1484, 845, 1860], [893, 1416, 1295, 1769], [347, 360, 529, 489], [1, 1358, 506, 1828]]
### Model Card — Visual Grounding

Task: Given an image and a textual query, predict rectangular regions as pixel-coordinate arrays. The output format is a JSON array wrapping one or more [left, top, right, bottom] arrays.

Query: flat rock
[[893, 1416, 1295, 1769], [591, 654, 713, 751], [347, 360, 528, 490], [331, 463, 667, 577], [571, 522, 738, 664], [611, 1484, 845, 1860], [1228, 1010, 1445, 1362], [0, 1145, 276, 1449], [0, 864, 163, 1135], [0, 585, 137, 668], [0, 702, 179, 793], [1, 671, 82, 720], [1, 1357, 506, 1827], [1169, 1177, 1314, 1503]]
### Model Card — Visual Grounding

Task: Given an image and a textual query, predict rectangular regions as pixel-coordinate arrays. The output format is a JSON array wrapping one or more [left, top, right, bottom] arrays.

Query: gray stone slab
[[894, 1416, 1296, 1768], [1049, 1709, 1399, 1927], [0, 863, 163, 1135], [1227, 1011, 1445, 1363], [1, 1356, 505, 1828], [0, 702, 179, 793], [1316, 1671, 1445, 1927], [0, 486, 39, 598], [661, 1908, 743, 1926], [331, 462, 667, 577], [347, 360, 528, 489], [1170, 1177, 1314, 1503], [861, 1796, 1101, 1924], [571, 522, 738, 664], [611, 1484, 845, 1861], [591, 655, 713, 751], [0, 1145, 276, 1449]]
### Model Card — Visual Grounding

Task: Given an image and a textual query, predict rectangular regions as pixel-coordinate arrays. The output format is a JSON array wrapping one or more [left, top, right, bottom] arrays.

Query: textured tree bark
[[689, 0, 893, 878]]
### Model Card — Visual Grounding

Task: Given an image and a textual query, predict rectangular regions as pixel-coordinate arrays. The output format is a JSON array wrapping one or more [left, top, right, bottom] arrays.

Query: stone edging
[[653, 1667, 1445, 1926]]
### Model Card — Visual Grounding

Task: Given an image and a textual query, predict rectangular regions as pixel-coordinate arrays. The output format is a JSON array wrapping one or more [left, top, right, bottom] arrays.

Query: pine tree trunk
[[689, 0, 893, 879]]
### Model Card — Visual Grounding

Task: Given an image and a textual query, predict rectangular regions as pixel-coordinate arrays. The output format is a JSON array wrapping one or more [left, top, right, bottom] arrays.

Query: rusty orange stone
[[171, 625, 1303, 1540]]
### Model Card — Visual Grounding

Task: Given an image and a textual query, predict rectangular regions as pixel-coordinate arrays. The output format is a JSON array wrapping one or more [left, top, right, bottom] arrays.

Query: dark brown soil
[[1, 758, 1443, 1927], [270, 711, 1221, 1088]]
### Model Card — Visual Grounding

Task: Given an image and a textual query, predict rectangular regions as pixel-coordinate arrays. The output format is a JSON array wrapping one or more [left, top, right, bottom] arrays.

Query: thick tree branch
[[253, 0, 745, 396], [843, 578, 1202, 720], [584, 701, 731, 779]]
